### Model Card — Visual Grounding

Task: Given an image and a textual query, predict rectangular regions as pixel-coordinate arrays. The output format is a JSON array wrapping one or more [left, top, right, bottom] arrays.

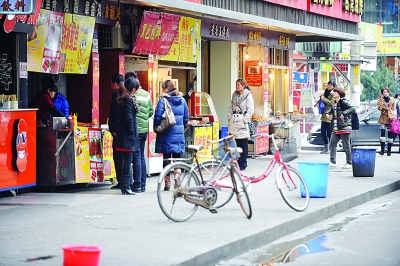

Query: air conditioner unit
[[110, 27, 130, 50]]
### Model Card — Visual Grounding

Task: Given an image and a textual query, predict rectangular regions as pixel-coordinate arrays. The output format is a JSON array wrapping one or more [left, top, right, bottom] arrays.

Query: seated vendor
[[30, 76, 64, 127]]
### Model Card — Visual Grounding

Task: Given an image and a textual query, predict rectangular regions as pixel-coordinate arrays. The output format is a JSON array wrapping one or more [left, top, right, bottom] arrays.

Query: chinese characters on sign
[[278, 36, 290, 46], [210, 23, 230, 39], [0, 0, 34, 14], [248, 31, 261, 42], [343, 0, 363, 14], [311, 0, 333, 6]]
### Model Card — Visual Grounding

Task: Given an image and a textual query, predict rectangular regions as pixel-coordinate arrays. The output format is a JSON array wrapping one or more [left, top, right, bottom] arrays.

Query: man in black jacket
[[109, 74, 124, 189]]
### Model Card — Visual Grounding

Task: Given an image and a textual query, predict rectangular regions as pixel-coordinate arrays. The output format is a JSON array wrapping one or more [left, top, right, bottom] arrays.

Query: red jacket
[[30, 90, 55, 122]]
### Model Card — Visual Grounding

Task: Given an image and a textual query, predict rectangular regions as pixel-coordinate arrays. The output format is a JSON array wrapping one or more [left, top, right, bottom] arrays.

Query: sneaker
[[329, 163, 336, 168], [342, 163, 352, 169]]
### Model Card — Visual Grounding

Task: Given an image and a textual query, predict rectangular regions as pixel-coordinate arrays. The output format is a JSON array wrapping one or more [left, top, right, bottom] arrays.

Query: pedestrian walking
[[377, 87, 396, 156], [319, 81, 335, 154], [326, 88, 355, 169], [227, 78, 254, 171], [154, 80, 189, 191], [114, 78, 141, 195], [109, 74, 124, 189]]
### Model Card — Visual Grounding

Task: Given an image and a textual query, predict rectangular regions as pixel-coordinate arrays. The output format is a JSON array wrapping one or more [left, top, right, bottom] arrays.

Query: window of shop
[[268, 48, 290, 114]]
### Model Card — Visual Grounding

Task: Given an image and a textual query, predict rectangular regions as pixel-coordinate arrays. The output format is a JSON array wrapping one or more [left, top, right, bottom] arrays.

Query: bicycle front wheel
[[157, 162, 200, 222], [231, 166, 252, 219], [276, 165, 310, 212], [196, 160, 234, 209]]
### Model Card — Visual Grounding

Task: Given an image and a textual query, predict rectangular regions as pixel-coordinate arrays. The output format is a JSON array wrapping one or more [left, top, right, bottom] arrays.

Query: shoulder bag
[[390, 118, 400, 134], [155, 98, 176, 132]]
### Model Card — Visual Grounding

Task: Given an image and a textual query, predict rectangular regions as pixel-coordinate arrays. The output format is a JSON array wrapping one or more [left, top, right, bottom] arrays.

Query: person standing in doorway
[[319, 81, 335, 154], [377, 87, 396, 156], [109, 74, 124, 189], [227, 78, 254, 171], [326, 88, 355, 169], [154, 80, 189, 191]]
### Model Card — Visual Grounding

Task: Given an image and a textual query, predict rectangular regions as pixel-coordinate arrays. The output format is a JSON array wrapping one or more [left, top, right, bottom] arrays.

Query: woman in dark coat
[[377, 87, 396, 156], [115, 78, 141, 195], [154, 80, 189, 191]]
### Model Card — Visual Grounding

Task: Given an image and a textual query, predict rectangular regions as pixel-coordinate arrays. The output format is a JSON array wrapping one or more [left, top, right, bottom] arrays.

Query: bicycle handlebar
[[207, 135, 234, 143]]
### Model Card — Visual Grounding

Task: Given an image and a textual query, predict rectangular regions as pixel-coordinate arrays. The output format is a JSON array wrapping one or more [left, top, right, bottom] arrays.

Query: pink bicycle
[[199, 127, 310, 212]]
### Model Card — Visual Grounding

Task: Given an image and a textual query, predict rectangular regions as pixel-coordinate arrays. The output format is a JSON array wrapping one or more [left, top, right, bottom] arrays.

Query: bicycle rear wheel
[[230, 166, 252, 219], [276, 165, 309, 212], [195, 160, 234, 209], [157, 162, 200, 222]]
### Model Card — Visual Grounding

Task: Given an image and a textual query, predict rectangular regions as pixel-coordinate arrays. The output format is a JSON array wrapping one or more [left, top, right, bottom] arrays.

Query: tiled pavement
[[0, 145, 399, 266]]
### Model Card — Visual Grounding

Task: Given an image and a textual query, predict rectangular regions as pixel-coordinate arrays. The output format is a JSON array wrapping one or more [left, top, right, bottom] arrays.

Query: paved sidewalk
[[0, 149, 399, 266]]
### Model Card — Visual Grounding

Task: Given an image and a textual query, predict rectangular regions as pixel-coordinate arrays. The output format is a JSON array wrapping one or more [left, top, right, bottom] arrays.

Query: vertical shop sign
[[161, 16, 201, 63], [92, 52, 99, 125], [245, 60, 262, 86], [132, 11, 181, 55], [118, 52, 125, 76], [288, 50, 293, 112], [263, 47, 269, 101]]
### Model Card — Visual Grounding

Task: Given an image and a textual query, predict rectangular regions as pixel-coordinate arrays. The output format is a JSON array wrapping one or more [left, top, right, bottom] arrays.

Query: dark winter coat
[[115, 96, 139, 152], [154, 92, 189, 154], [108, 90, 120, 134], [328, 98, 355, 130]]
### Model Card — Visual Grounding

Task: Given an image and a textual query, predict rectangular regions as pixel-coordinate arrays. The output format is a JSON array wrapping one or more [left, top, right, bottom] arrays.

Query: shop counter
[[0, 109, 37, 192]]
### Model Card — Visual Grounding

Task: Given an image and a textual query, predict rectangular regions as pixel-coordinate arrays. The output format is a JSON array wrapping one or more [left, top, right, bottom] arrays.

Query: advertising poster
[[161, 16, 201, 63], [132, 11, 181, 55], [59, 13, 95, 74], [27, 9, 51, 72], [27, 11, 95, 74], [41, 11, 63, 73], [193, 126, 213, 162], [75, 126, 90, 182], [102, 131, 115, 180], [300, 87, 313, 108], [245, 61, 263, 86], [255, 124, 269, 154], [92, 53, 100, 125], [88, 128, 103, 182]]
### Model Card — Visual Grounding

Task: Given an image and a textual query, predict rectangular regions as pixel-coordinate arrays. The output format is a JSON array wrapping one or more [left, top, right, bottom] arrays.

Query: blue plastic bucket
[[297, 161, 329, 198], [220, 127, 228, 138], [351, 148, 376, 177]]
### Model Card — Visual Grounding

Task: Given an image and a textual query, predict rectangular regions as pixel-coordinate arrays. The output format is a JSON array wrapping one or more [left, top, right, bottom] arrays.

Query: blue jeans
[[131, 150, 141, 190], [138, 133, 147, 189]]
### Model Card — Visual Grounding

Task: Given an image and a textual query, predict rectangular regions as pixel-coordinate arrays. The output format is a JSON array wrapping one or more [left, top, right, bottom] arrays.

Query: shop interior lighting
[[245, 46, 249, 59], [258, 45, 262, 66]]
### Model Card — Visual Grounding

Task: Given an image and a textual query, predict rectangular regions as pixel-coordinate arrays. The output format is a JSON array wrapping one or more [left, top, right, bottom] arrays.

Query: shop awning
[[132, 11, 181, 55]]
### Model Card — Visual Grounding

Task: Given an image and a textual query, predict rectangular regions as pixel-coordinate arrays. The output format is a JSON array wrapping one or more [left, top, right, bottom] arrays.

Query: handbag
[[248, 121, 256, 136], [318, 100, 325, 114], [155, 98, 176, 133], [390, 118, 400, 134]]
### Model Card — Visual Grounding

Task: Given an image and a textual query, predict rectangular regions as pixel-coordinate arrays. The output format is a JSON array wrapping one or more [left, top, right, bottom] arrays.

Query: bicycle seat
[[187, 145, 203, 153]]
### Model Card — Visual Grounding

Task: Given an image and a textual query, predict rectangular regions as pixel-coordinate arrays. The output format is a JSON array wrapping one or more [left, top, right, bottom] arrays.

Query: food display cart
[[248, 121, 271, 158], [0, 109, 37, 193], [184, 92, 220, 161]]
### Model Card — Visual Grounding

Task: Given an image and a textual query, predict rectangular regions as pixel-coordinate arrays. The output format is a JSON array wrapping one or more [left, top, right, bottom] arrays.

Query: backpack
[[340, 99, 359, 130]]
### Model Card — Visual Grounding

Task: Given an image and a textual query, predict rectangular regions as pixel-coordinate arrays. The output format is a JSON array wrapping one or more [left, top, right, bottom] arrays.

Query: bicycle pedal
[[209, 208, 218, 214]]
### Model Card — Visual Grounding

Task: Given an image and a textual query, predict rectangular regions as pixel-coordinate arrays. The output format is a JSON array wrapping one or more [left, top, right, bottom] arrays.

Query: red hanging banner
[[132, 11, 181, 55]]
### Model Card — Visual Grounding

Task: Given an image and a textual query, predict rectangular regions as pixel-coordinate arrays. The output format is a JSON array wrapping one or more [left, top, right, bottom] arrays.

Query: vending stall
[[0, 109, 37, 192]]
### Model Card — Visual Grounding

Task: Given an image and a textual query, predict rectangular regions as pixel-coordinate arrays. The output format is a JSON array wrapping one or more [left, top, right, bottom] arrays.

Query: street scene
[[1, 0, 400, 265]]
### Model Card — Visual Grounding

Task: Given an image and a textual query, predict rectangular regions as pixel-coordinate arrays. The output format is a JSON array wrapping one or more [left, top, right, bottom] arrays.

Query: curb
[[176, 180, 400, 266]]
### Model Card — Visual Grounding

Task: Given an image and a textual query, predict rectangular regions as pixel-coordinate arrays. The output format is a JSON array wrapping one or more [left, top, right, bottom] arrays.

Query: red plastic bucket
[[62, 245, 103, 266]]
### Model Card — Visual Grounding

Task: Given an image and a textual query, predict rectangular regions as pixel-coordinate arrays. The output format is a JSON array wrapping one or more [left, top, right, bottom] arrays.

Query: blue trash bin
[[351, 148, 376, 177], [297, 161, 329, 198]]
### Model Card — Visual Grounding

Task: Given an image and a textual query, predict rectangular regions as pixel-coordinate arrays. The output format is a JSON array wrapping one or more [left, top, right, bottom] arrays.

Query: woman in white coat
[[227, 78, 255, 171]]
